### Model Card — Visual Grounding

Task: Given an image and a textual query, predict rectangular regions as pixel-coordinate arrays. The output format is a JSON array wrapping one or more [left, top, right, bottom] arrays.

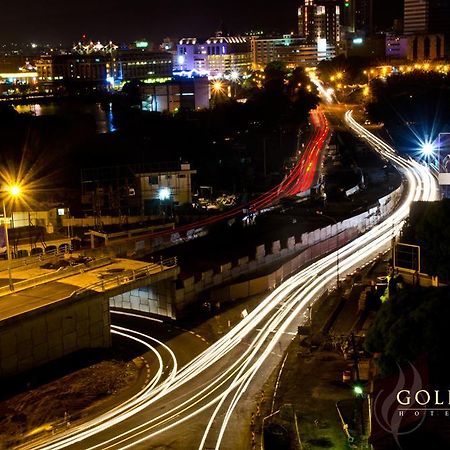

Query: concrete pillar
[[287, 236, 295, 250], [255, 244, 265, 260], [271, 240, 281, 254]]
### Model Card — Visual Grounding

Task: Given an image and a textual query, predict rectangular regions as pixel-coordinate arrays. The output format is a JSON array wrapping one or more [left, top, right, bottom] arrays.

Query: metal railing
[[71, 256, 178, 297], [0, 246, 74, 273], [0, 257, 113, 298]]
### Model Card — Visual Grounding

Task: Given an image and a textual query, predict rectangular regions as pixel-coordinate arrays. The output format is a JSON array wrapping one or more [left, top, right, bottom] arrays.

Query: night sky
[[2, 0, 403, 45]]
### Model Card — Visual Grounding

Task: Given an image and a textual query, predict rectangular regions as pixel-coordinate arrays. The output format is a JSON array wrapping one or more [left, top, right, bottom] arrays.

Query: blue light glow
[[422, 142, 434, 155], [158, 187, 171, 201]]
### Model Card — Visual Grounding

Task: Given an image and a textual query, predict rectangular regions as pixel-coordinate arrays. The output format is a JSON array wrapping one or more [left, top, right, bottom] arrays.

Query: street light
[[421, 142, 434, 156], [353, 384, 364, 396], [212, 80, 224, 94], [316, 211, 340, 289], [230, 70, 239, 82], [420, 140, 437, 169], [2, 183, 23, 291]]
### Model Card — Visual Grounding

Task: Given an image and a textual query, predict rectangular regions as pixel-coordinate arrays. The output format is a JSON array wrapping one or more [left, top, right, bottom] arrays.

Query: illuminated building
[[403, 0, 450, 58], [251, 34, 335, 68], [81, 163, 196, 216], [35, 54, 107, 89], [0, 55, 38, 94], [298, 0, 340, 46], [341, 0, 373, 35], [114, 51, 172, 83], [136, 163, 197, 214], [35, 44, 173, 90], [404, 0, 429, 35], [141, 77, 210, 113], [385, 34, 408, 59], [176, 34, 251, 77]]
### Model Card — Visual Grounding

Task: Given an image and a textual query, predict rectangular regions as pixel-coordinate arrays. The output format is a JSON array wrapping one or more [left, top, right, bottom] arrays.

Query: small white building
[[136, 163, 197, 214]]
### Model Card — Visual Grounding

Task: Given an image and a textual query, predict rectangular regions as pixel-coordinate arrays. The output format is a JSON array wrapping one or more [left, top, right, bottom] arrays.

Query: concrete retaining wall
[[0, 294, 111, 379], [208, 228, 357, 305], [173, 183, 404, 314], [110, 279, 175, 318]]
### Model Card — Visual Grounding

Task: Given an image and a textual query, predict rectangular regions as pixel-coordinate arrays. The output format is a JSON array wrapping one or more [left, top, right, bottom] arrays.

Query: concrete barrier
[[173, 182, 404, 314], [271, 240, 281, 255], [0, 293, 111, 379]]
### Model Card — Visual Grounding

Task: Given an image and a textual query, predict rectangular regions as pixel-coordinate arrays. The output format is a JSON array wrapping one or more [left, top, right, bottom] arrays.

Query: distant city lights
[[230, 70, 239, 82]]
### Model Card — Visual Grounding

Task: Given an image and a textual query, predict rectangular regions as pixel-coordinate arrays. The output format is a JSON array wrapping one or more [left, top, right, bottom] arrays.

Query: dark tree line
[[365, 286, 450, 385], [401, 200, 450, 282], [366, 71, 450, 134]]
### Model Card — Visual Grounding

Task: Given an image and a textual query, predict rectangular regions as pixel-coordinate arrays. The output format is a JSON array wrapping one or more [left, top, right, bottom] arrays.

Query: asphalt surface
[[10, 106, 440, 450], [0, 259, 169, 322], [0, 282, 77, 321]]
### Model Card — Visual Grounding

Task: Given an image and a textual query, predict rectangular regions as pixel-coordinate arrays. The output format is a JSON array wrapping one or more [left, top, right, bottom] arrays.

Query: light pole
[[2, 184, 23, 291], [316, 211, 340, 288], [2, 200, 13, 291], [421, 141, 435, 168]]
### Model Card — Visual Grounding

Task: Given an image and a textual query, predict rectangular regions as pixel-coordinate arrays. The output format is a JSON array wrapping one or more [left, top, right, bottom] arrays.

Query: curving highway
[[18, 110, 438, 450], [110, 108, 330, 249]]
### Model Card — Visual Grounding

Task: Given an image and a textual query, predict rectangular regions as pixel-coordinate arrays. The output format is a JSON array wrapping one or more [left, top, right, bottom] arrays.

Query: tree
[[317, 55, 371, 85], [262, 61, 287, 94], [365, 286, 450, 383], [287, 67, 310, 97], [401, 200, 450, 281], [366, 71, 450, 129], [122, 80, 142, 106]]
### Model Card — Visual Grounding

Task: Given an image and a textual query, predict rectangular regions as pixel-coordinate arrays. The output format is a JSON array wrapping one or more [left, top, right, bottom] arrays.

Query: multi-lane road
[[109, 108, 330, 250], [18, 109, 438, 450]]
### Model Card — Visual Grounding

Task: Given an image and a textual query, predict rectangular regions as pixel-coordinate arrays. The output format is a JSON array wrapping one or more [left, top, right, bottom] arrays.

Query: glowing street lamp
[[421, 142, 434, 156], [230, 70, 239, 82], [158, 187, 171, 201], [421, 141, 436, 169], [9, 185, 21, 197], [212, 81, 224, 93], [353, 384, 364, 396]]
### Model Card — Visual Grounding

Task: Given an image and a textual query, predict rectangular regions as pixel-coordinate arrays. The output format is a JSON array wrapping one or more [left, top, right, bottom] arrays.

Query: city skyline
[[2, 0, 402, 44]]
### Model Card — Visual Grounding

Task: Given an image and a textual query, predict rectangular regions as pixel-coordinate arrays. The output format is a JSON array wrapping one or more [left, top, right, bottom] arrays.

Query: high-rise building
[[341, 0, 373, 35], [298, 0, 340, 46], [176, 34, 251, 76], [298, 1, 317, 42], [251, 34, 336, 69], [403, 0, 450, 58], [404, 0, 429, 35], [404, 0, 450, 35]]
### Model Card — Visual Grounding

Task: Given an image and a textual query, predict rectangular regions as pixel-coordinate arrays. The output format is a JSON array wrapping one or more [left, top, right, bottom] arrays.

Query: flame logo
[[373, 363, 426, 448]]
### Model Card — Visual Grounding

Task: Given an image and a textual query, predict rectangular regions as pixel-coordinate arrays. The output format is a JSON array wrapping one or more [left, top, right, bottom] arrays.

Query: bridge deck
[[0, 258, 177, 324]]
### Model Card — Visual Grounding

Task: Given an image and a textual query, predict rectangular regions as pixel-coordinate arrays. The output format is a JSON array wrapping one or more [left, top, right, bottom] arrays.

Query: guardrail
[[0, 256, 178, 300], [0, 246, 73, 272], [71, 256, 178, 297], [0, 257, 113, 298]]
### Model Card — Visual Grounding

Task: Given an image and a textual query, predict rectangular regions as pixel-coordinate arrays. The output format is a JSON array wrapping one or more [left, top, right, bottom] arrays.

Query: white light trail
[[21, 112, 438, 450]]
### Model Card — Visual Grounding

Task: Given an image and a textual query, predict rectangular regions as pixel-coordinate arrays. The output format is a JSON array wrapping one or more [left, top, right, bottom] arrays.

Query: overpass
[[0, 256, 178, 379]]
